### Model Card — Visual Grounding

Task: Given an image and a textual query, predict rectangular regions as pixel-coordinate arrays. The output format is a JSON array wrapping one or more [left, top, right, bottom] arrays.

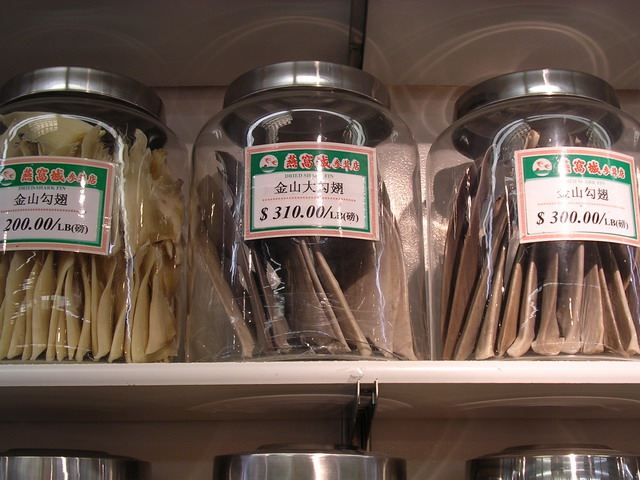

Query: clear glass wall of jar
[[428, 69, 640, 360], [0, 67, 187, 362], [189, 61, 426, 360]]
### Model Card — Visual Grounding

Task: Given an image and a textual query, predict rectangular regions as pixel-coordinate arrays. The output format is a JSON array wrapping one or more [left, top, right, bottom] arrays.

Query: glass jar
[[468, 445, 640, 480], [428, 69, 640, 359], [190, 61, 426, 360], [0, 449, 150, 480], [0, 66, 187, 362], [213, 446, 406, 480]]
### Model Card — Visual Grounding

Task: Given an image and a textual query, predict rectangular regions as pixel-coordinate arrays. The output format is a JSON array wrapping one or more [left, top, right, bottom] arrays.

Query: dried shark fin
[[8, 254, 41, 359], [299, 239, 348, 349], [502, 127, 539, 288], [611, 243, 634, 290], [0, 251, 31, 359], [496, 246, 525, 356], [599, 250, 626, 356], [455, 195, 508, 360], [124, 248, 150, 363], [146, 245, 178, 357], [0, 253, 11, 308], [89, 256, 102, 358], [507, 244, 540, 357], [626, 253, 640, 340], [285, 241, 348, 353], [443, 147, 493, 359], [19, 115, 93, 156], [80, 125, 107, 159], [531, 244, 562, 356], [75, 256, 93, 361], [30, 251, 55, 360], [251, 247, 291, 351], [194, 228, 255, 358], [237, 243, 273, 353], [108, 257, 128, 363], [124, 130, 183, 251], [599, 243, 640, 355], [0, 113, 182, 364], [64, 261, 83, 359], [581, 243, 605, 354], [557, 242, 585, 354], [95, 257, 117, 360], [314, 190, 415, 359], [131, 250, 156, 362], [454, 257, 490, 360], [475, 243, 508, 360], [48, 253, 75, 361], [21, 255, 42, 360], [197, 173, 272, 353], [318, 214, 407, 357], [440, 165, 477, 341], [311, 247, 372, 356]]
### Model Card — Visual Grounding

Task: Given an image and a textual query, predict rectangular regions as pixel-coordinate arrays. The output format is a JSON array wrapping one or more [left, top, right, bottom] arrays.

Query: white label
[[0, 157, 115, 254], [515, 147, 640, 247], [244, 142, 378, 240]]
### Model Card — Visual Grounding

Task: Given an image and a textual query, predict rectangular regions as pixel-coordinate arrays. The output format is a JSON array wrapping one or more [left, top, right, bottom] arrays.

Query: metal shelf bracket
[[341, 380, 378, 450]]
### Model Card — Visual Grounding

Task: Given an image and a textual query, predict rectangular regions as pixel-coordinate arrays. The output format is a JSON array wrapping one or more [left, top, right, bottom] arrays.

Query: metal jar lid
[[223, 61, 391, 108], [0, 66, 163, 119], [454, 69, 620, 120], [468, 445, 640, 480], [213, 445, 406, 480], [0, 449, 150, 480]]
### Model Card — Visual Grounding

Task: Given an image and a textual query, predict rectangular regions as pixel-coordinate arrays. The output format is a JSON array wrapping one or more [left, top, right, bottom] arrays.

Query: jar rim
[[0, 66, 164, 120], [469, 444, 639, 480], [454, 69, 620, 120], [223, 61, 390, 108]]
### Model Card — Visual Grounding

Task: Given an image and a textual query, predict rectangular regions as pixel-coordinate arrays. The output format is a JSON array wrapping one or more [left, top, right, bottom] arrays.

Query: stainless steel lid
[[0, 66, 163, 119], [213, 445, 406, 480], [455, 69, 620, 120], [468, 445, 640, 480], [223, 61, 391, 108], [0, 449, 149, 480]]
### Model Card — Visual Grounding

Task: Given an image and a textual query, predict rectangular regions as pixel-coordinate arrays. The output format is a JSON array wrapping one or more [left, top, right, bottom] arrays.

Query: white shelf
[[4, 360, 640, 386], [3, 361, 640, 422]]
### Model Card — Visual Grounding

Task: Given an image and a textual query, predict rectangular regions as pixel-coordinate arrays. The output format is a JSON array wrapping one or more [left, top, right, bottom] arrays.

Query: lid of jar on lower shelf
[[0, 449, 150, 480], [223, 61, 391, 108], [213, 444, 406, 480], [454, 69, 620, 120], [0, 66, 163, 119], [468, 444, 640, 480]]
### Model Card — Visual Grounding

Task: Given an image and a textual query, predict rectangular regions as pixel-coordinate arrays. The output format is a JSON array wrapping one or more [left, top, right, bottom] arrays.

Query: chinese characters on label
[[244, 142, 378, 241], [555, 156, 627, 178], [556, 186, 609, 201], [19, 166, 99, 185], [515, 147, 640, 247], [273, 180, 344, 195], [14, 192, 69, 206]]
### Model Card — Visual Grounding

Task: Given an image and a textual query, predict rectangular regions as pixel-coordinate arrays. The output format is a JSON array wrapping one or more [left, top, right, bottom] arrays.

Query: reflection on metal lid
[[469, 444, 640, 480], [0, 449, 150, 480], [455, 69, 620, 120], [213, 445, 406, 480], [0, 66, 164, 119], [223, 61, 391, 108]]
